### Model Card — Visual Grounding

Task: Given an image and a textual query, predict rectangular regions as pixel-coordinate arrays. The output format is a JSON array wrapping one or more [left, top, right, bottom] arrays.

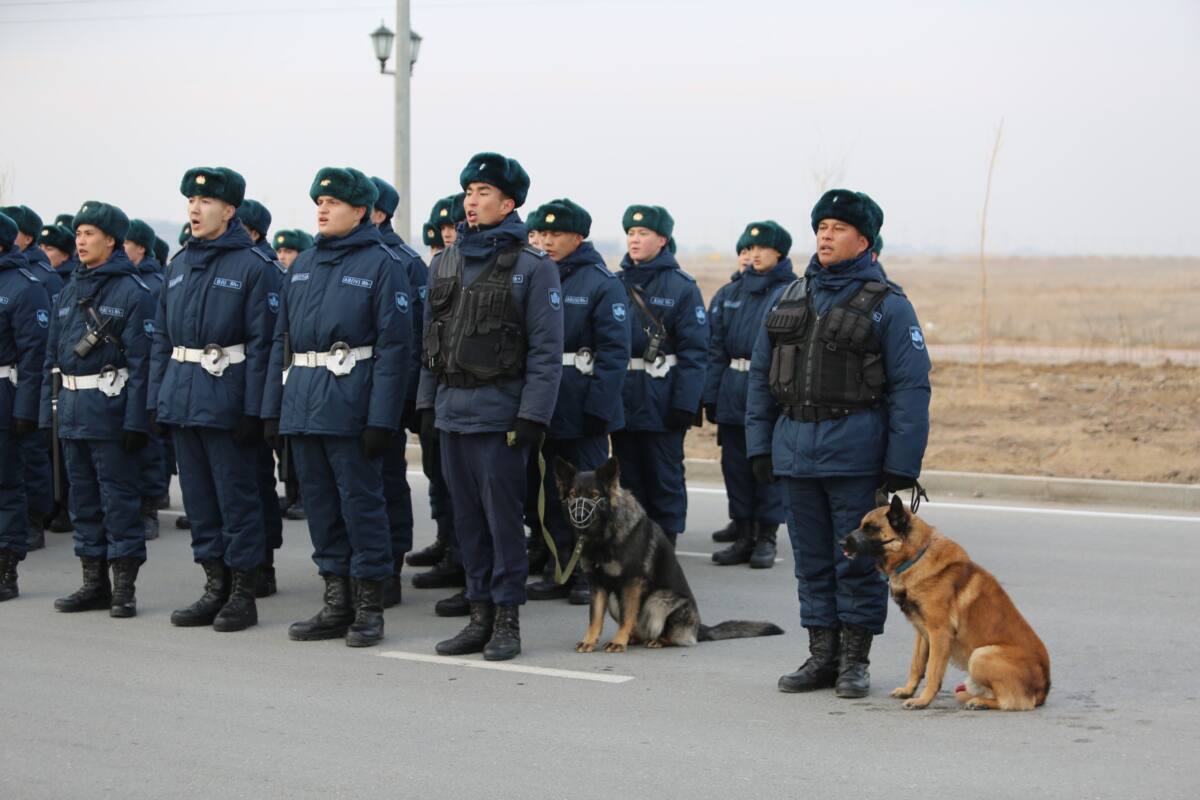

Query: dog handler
[[746, 190, 931, 698]]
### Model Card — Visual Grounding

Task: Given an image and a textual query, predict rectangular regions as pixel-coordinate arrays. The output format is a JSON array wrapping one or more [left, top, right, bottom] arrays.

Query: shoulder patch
[[612, 302, 627, 322], [695, 305, 707, 325], [378, 243, 403, 262], [130, 274, 151, 292], [17, 267, 40, 283], [248, 247, 273, 263], [909, 326, 925, 351], [548, 288, 562, 310], [36, 309, 50, 328], [399, 242, 421, 259], [589, 263, 616, 279]]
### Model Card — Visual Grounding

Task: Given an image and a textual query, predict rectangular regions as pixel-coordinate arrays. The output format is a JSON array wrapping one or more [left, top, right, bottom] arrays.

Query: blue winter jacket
[[137, 255, 165, 293], [149, 223, 272, 429], [617, 249, 709, 432], [703, 259, 796, 427], [416, 212, 564, 434], [745, 251, 931, 479], [550, 241, 629, 439], [24, 246, 64, 306], [39, 250, 155, 439], [0, 249, 50, 429], [379, 223, 428, 413], [262, 220, 411, 436], [55, 254, 78, 284]]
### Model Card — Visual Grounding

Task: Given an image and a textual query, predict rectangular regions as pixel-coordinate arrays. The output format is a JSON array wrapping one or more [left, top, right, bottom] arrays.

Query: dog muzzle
[[566, 496, 607, 529]]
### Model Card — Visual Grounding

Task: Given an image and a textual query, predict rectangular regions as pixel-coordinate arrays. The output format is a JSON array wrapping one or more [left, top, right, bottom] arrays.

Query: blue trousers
[[719, 424, 784, 524], [419, 427, 455, 547], [0, 429, 28, 558], [137, 432, 169, 501], [541, 436, 609, 558], [441, 431, 529, 606], [782, 475, 888, 634], [382, 434, 413, 563], [19, 429, 53, 517], [291, 434, 393, 581], [64, 438, 146, 562], [258, 441, 282, 564], [173, 427, 264, 572], [611, 430, 687, 535]]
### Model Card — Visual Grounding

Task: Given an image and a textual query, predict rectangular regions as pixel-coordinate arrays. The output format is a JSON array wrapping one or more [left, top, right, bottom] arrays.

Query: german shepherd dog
[[842, 496, 1050, 710], [554, 457, 783, 653]]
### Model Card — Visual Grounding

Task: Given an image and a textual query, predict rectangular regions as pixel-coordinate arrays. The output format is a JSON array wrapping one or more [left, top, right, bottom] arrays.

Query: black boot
[[170, 560, 229, 627], [749, 523, 778, 569], [435, 601, 494, 655], [155, 494, 170, 510], [140, 498, 159, 541], [26, 513, 45, 552], [284, 499, 307, 521], [712, 520, 756, 566], [382, 570, 403, 609], [346, 579, 385, 647], [213, 570, 258, 632], [568, 571, 590, 606], [835, 623, 874, 698], [526, 532, 548, 576], [54, 556, 112, 612], [255, 564, 277, 598], [109, 557, 140, 618], [435, 589, 470, 617], [411, 545, 465, 589], [526, 558, 570, 601], [483, 605, 521, 661], [288, 575, 354, 641], [0, 549, 19, 602], [405, 534, 446, 568], [174, 514, 191, 530], [778, 626, 841, 693], [712, 520, 737, 543], [48, 508, 73, 533]]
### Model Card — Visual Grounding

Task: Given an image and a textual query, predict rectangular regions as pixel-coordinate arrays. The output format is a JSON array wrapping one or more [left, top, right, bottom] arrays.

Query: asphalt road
[[2, 474, 1198, 800]]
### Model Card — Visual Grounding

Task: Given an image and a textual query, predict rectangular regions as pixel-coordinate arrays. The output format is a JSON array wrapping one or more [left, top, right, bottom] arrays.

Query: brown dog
[[841, 496, 1050, 710]]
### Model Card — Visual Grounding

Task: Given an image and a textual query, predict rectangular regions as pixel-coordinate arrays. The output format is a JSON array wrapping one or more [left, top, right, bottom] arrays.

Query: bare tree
[[978, 118, 1004, 397]]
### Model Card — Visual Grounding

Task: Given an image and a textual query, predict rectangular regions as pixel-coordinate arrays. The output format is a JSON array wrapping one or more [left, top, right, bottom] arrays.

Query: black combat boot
[[109, 557, 140, 618], [483, 605, 521, 661], [749, 523, 778, 569], [568, 570, 590, 606], [255, 564, 277, 598], [140, 497, 159, 541], [411, 544, 465, 589], [27, 513, 45, 552], [288, 575, 354, 641], [175, 514, 191, 530], [155, 494, 170, 510], [835, 623, 874, 698], [405, 531, 447, 568], [712, 520, 756, 566], [213, 570, 258, 632], [346, 579, 385, 647], [526, 559, 570, 601], [0, 549, 19, 602], [435, 589, 469, 617], [435, 602, 494, 655], [382, 569, 403, 609], [778, 626, 841, 693], [711, 520, 737, 543], [170, 560, 229, 627], [48, 508, 73, 533], [54, 556, 112, 612], [284, 498, 307, 521], [526, 532, 548, 576]]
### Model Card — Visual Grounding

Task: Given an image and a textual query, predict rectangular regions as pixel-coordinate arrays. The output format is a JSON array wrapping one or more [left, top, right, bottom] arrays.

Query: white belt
[[290, 343, 374, 377], [61, 367, 129, 398], [628, 354, 677, 379], [562, 349, 595, 376], [729, 357, 752, 372], [171, 343, 246, 377], [0, 364, 15, 386]]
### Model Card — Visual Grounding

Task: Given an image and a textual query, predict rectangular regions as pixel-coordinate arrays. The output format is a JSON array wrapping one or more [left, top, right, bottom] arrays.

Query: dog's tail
[[698, 621, 784, 641]]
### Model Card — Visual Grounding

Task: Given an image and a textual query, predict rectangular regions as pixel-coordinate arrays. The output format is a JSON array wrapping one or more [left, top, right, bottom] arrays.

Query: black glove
[[511, 418, 547, 448], [665, 408, 694, 431], [120, 429, 149, 453], [14, 417, 37, 437], [882, 472, 915, 494], [263, 418, 282, 449], [362, 426, 393, 459], [704, 405, 718, 425], [581, 413, 608, 438], [751, 454, 777, 485], [400, 400, 418, 434], [419, 408, 437, 441], [231, 415, 263, 447]]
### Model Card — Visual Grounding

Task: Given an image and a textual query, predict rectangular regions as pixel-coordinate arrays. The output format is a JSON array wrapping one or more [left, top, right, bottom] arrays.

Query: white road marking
[[677, 550, 783, 563], [375, 650, 635, 683]]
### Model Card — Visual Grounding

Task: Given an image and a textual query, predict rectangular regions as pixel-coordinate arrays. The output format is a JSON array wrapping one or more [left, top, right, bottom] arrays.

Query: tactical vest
[[423, 243, 527, 388], [765, 278, 890, 421]]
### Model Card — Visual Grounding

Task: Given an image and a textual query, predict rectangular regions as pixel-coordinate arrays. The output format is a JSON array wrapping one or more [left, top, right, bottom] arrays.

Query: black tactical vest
[[423, 243, 527, 388], [765, 278, 890, 421]]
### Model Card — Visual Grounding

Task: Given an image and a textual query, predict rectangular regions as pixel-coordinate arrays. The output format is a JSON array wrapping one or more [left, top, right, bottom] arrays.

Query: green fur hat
[[459, 152, 530, 208], [622, 204, 674, 239], [236, 199, 272, 237], [422, 222, 443, 249], [527, 198, 591, 237], [0, 205, 42, 238], [180, 166, 246, 206], [178, 222, 192, 245], [309, 167, 378, 210], [153, 237, 169, 263], [741, 220, 792, 258], [39, 222, 75, 254], [73, 200, 130, 244], [810, 189, 883, 246], [272, 229, 314, 252], [0, 212, 17, 249], [126, 219, 156, 251]]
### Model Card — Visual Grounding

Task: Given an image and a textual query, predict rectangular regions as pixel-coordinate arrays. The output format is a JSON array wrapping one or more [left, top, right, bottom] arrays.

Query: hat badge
[[545, 213, 556, 223], [632, 212, 644, 222], [320, 178, 331, 187], [80, 204, 89, 213], [439, 209, 448, 218], [196, 175, 207, 185], [276, 235, 284, 244], [479, 163, 487, 171], [751, 227, 760, 236]]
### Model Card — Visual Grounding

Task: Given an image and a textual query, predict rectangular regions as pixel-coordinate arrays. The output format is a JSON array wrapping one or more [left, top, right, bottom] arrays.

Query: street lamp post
[[368, 0, 422, 242]]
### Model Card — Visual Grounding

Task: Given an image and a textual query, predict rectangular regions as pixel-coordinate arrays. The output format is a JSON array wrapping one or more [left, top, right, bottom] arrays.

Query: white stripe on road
[[677, 550, 783, 563], [375, 650, 635, 683]]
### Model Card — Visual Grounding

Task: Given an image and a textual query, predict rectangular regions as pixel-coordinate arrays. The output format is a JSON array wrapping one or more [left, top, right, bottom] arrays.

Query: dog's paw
[[964, 699, 993, 711], [575, 641, 596, 653], [602, 641, 627, 653], [645, 639, 664, 649], [890, 686, 916, 699], [902, 698, 931, 710]]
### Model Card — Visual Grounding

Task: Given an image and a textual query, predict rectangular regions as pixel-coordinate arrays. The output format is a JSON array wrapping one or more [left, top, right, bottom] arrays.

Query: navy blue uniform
[[134, 256, 170, 505], [416, 213, 564, 606], [149, 223, 271, 572], [612, 248, 708, 537], [262, 220, 411, 582], [1, 250, 50, 560], [702, 260, 795, 526], [249, 241, 286, 567], [746, 252, 931, 634], [40, 251, 155, 563], [19, 246, 60, 521]]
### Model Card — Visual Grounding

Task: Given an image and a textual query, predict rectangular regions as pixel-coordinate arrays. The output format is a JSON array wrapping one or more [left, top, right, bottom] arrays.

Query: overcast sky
[[2, 0, 1197, 257]]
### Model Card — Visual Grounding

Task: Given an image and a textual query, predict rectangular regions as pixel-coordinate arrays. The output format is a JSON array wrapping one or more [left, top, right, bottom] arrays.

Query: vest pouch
[[429, 279, 457, 313], [423, 319, 444, 367], [768, 344, 799, 403], [861, 352, 885, 392], [766, 305, 809, 338]]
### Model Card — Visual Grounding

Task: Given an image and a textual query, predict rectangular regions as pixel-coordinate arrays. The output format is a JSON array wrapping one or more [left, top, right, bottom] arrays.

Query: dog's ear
[[554, 457, 577, 496], [596, 456, 620, 489], [887, 494, 911, 536]]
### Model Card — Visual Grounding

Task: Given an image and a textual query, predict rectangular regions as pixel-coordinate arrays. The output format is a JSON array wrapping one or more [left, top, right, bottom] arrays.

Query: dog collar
[[892, 545, 929, 576]]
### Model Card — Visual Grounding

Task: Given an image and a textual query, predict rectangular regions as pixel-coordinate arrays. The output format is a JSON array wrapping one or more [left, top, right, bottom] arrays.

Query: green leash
[[507, 431, 583, 585]]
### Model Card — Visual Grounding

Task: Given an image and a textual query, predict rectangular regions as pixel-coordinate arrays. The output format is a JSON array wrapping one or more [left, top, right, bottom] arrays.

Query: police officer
[[40, 217, 79, 534], [613, 205, 708, 546], [39, 220, 76, 275], [706, 221, 795, 569], [746, 190, 931, 698], [151, 167, 271, 632], [262, 166, 410, 648], [0, 211, 50, 601], [370, 175, 429, 608], [417, 152, 563, 661], [273, 229, 313, 271], [523, 198, 629, 605], [153, 236, 170, 269], [43, 201, 155, 618]]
